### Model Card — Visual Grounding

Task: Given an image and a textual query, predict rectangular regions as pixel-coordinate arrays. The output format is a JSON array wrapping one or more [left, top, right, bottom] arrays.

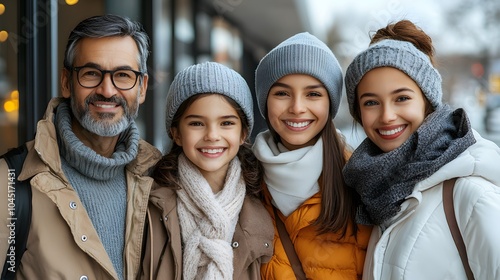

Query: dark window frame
[[17, 0, 57, 143]]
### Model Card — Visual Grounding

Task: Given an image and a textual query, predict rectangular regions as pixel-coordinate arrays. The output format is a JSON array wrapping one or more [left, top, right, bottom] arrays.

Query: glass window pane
[[0, 0, 18, 154]]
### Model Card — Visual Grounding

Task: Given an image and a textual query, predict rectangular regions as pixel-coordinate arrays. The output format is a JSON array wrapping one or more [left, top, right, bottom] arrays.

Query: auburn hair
[[370, 19, 435, 65]]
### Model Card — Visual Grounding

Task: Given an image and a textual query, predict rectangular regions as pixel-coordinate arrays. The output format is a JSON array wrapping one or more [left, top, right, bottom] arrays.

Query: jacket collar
[[150, 184, 178, 216]]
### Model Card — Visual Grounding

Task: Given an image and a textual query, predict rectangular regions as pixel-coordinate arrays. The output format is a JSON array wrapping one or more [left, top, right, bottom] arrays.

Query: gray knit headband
[[165, 62, 254, 138], [345, 39, 443, 119], [255, 32, 343, 119]]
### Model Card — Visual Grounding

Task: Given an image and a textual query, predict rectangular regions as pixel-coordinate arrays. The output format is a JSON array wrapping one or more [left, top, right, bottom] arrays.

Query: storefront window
[[0, 0, 18, 154], [211, 17, 242, 71]]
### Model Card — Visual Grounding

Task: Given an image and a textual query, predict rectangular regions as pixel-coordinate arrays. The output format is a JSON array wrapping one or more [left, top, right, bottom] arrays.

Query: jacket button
[[81, 235, 88, 242], [80, 276, 88, 280], [69, 201, 77, 209], [232, 241, 239, 248], [264, 242, 270, 248], [164, 215, 168, 221]]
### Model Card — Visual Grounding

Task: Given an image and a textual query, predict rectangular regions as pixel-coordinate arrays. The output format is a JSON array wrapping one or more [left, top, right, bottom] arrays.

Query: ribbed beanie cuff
[[345, 39, 443, 118], [165, 62, 254, 137], [255, 32, 343, 119]]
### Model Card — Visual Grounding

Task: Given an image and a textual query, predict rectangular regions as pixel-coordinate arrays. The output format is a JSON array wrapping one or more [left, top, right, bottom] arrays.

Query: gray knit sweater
[[55, 101, 139, 280]]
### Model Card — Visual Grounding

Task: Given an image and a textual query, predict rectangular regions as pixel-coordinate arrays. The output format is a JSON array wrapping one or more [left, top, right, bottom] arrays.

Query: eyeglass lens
[[77, 67, 139, 89]]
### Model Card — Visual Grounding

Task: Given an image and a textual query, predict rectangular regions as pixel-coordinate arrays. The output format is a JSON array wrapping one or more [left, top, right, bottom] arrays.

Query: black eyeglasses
[[70, 66, 144, 90]]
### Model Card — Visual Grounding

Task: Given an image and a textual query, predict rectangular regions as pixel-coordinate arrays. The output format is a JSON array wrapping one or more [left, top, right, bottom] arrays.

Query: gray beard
[[77, 110, 132, 137], [70, 90, 140, 137]]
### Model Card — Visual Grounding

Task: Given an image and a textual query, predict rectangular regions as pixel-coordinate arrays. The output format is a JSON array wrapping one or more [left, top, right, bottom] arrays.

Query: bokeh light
[[0, 31, 8, 42], [10, 90, 19, 100], [4, 90, 19, 113], [65, 0, 79, 5]]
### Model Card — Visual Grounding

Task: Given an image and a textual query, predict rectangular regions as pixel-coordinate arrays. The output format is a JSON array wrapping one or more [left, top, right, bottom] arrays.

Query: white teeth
[[95, 104, 116, 109], [286, 121, 311, 128], [379, 126, 404, 136], [201, 148, 224, 154]]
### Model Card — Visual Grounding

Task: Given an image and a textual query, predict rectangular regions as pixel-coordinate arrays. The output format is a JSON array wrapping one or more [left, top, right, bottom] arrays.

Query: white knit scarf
[[252, 131, 322, 216], [176, 153, 246, 280]]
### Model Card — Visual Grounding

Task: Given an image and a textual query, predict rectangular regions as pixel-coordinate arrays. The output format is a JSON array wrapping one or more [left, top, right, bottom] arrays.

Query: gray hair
[[63, 14, 150, 74]]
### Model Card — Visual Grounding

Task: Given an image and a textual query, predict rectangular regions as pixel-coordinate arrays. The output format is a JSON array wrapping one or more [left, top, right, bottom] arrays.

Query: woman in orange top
[[252, 32, 372, 279]]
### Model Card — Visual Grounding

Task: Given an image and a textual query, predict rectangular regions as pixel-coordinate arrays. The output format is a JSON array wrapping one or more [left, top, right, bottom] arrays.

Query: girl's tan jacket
[[140, 185, 274, 280]]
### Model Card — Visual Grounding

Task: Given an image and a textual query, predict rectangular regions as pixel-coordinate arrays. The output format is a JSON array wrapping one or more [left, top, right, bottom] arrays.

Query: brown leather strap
[[443, 178, 475, 280], [273, 207, 306, 280]]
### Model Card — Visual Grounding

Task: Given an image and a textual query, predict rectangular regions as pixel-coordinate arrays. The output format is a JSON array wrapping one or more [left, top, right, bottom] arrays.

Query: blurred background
[[308, 0, 500, 147], [1, 0, 499, 154]]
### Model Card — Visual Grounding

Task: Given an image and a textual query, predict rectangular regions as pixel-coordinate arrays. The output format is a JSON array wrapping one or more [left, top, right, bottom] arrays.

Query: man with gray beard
[[0, 15, 161, 280]]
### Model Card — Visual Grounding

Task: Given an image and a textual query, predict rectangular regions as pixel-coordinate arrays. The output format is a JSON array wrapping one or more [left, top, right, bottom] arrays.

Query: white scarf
[[176, 154, 246, 280], [252, 131, 322, 216]]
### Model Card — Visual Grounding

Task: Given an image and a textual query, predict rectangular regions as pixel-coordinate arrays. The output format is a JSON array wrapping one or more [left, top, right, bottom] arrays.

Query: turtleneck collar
[[55, 100, 140, 180], [253, 130, 322, 216]]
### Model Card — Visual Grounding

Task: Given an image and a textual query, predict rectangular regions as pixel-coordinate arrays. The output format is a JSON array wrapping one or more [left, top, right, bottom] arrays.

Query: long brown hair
[[265, 109, 359, 237], [153, 93, 263, 197]]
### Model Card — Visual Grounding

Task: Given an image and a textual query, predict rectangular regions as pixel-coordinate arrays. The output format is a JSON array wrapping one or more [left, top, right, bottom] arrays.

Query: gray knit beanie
[[165, 61, 254, 137], [345, 39, 443, 119], [255, 32, 343, 119]]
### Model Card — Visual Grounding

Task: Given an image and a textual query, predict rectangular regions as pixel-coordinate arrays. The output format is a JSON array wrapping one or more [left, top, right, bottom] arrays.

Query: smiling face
[[266, 74, 330, 150], [61, 36, 148, 137], [357, 67, 429, 152], [171, 94, 245, 186]]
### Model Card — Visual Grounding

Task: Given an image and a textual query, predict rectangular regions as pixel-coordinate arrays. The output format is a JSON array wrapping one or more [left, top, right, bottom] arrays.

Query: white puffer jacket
[[363, 130, 500, 280]]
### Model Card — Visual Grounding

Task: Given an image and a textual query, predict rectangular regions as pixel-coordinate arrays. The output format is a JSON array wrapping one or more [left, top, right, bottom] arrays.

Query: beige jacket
[[0, 98, 161, 279], [139, 185, 274, 280]]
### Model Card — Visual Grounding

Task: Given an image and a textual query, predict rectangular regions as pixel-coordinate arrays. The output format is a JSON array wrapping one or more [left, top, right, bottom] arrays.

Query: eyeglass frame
[[68, 65, 145, 90]]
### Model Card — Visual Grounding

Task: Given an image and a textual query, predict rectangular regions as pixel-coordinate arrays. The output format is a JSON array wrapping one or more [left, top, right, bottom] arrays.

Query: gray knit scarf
[[55, 100, 139, 280], [343, 106, 476, 225], [176, 153, 245, 280]]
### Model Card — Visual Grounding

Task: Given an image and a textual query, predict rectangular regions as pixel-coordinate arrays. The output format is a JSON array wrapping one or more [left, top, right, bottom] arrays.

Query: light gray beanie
[[255, 32, 343, 119], [165, 62, 254, 138], [345, 39, 443, 118]]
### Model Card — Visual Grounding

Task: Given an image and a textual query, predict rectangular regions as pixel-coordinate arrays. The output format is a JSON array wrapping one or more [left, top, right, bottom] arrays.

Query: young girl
[[252, 32, 372, 279], [343, 20, 500, 279], [140, 62, 273, 280]]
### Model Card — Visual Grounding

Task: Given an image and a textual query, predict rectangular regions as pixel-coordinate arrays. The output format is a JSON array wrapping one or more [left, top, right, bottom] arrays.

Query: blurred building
[[484, 59, 500, 135], [0, 0, 311, 154]]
